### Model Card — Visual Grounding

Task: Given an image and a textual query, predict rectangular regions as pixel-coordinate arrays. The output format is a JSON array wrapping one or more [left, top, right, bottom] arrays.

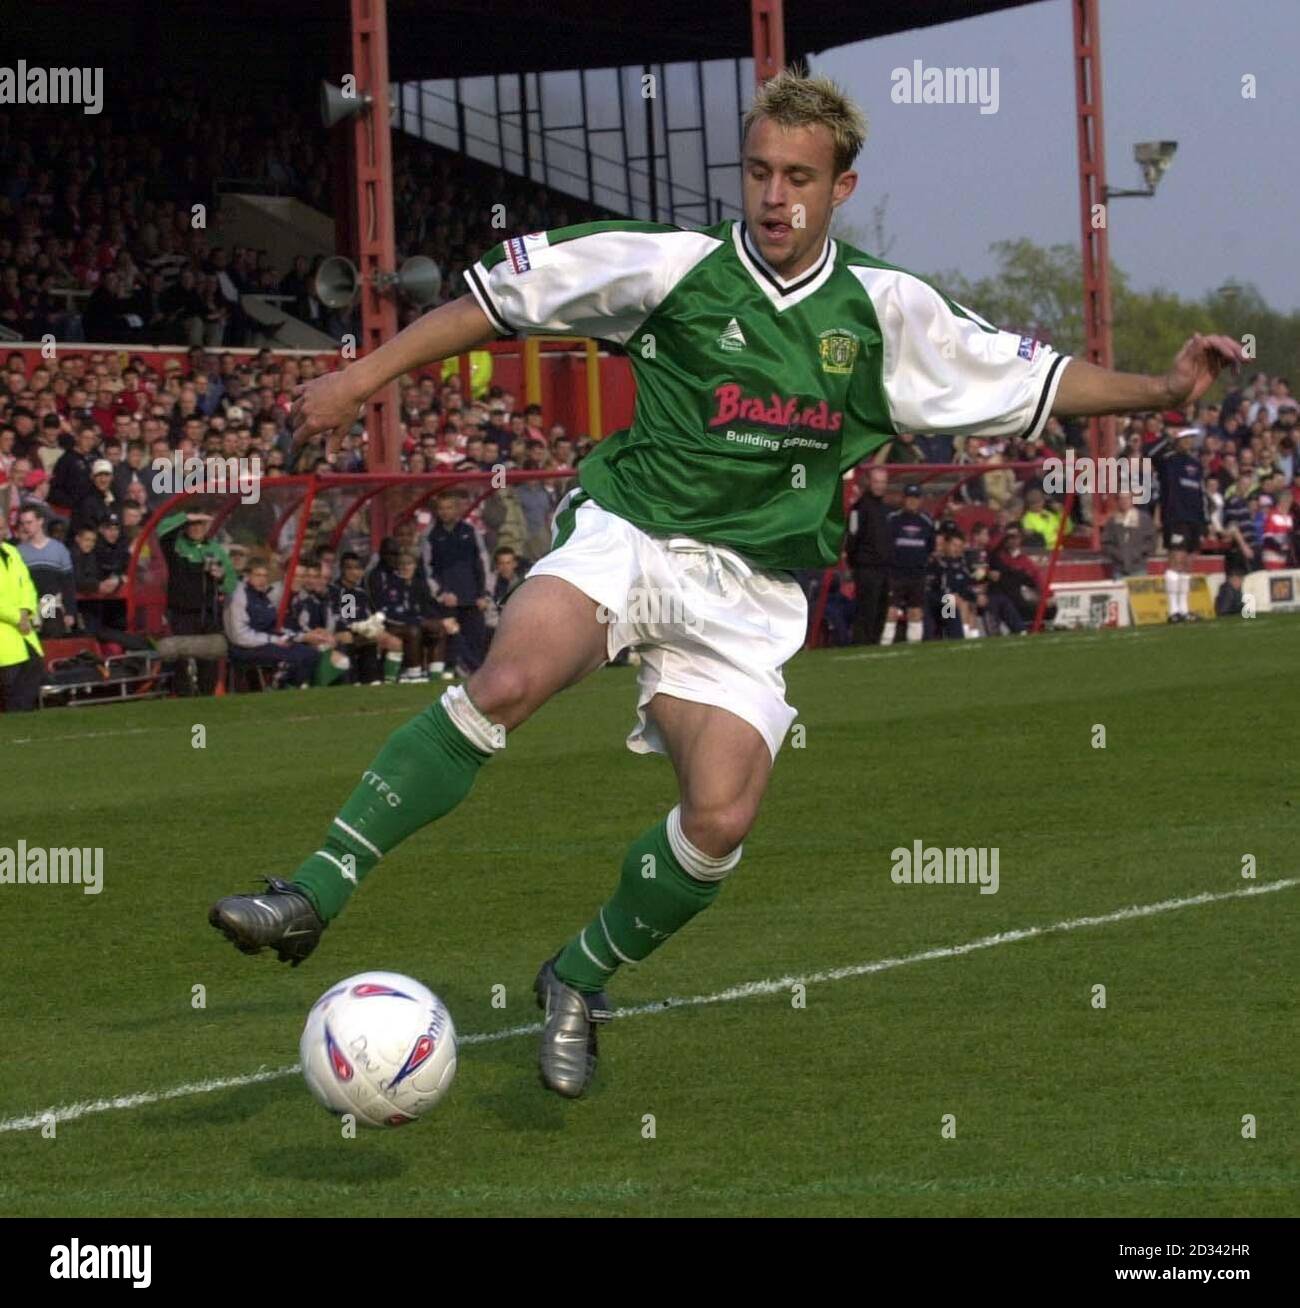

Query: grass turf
[[1, 615, 1296, 1216]]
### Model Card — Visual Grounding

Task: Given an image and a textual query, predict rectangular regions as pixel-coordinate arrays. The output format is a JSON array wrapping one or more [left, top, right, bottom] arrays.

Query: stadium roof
[[368, 0, 1045, 81], [27, 1, 1045, 85]]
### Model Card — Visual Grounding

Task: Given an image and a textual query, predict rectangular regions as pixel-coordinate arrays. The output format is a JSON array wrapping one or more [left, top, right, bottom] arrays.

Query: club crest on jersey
[[818, 328, 860, 375], [717, 317, 747, 352], [1017, 335, 1043, 362]]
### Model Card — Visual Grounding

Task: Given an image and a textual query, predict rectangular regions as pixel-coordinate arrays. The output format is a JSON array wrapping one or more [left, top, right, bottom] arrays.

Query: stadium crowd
[[836, 374, 1298, 643], [0, 338, 588, 706], [0, 85, 613, 348]]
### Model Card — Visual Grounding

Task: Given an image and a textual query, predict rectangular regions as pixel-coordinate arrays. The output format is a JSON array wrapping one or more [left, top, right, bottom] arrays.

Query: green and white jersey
[[468, 219, 1069, 570]]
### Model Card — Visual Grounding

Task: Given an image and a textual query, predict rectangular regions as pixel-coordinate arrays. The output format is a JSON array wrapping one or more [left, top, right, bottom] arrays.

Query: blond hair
[[743, 68, 867, 175]]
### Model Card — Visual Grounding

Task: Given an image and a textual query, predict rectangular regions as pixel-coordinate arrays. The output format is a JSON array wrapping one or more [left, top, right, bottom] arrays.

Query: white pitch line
[[1, 877, 1293, 1135]]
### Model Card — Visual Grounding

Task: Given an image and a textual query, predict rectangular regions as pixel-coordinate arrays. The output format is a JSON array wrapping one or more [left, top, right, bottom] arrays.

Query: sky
[[812, 0, 1299, 311]]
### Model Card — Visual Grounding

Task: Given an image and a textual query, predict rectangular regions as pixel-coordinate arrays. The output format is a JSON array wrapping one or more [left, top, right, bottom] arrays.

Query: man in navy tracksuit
[[331, 550, 403, 683], [881, 483, 936, 645], [1150, 426, 1206, 622], [427, 490, 488, 674], [224, 559, 319, 686]]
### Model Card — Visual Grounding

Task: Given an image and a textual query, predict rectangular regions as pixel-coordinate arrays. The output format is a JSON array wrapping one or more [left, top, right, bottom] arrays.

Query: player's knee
[[465, 659, 534, 724], [678, 799, 754, 862]]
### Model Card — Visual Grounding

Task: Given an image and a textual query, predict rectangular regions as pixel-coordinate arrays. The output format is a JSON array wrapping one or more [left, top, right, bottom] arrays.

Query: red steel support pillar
[[1073, 0, 1115, 549], [751, 0, 785, 85], [350, 0, 401, 475]]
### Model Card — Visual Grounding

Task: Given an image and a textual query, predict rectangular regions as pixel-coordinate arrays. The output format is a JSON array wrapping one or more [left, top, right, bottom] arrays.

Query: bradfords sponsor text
[[709, 383, 843, 432], [890, 840, 999, 895]]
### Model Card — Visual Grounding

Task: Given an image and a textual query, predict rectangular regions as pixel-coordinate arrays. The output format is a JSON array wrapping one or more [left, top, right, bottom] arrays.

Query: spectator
[[485, 544, 524, 641], [1204, 472, 1226, 535], [157, 509, 236, 695], [331, 550, 403, 683], [988, 525, 1054, 631], [67, 520, 145, 649], [1222, 472, 1260, 574], [1150, 426, 1206, 624], [926, 528, 980, 639], [880, 483, 933, 646], [33, 414, 67, 473], [844, 466, 891, 644], [480, 482, 529, 560], [92, 512, 130, 602], [515, 448, 557, 563], [1261, 489, 1294, 567], [113, 441, 153, 506], [0, 513, 44, 711], [1215, 568, 1247, 617], [224, 559, 319, 688], [15, 504, 75, 637], [288, 558, 347, 685], [1101, 492, 1157, 579], [1020, 485, 1063, 549], [368, 537, 454, 682], [427, 489, 489, 674], [18, 467, 58, 527], [873, 429, 925, 465], [73, 457, 118, 532], [50, 425, 99, 512]]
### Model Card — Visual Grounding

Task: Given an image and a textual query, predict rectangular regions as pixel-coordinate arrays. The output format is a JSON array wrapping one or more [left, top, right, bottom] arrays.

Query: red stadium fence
[[121, 469, 576, 636], [117, 461, 1076, 650]]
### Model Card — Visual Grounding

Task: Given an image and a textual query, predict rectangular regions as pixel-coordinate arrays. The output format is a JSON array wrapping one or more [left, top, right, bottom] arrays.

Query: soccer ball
[[300, 971, 457, 1127]]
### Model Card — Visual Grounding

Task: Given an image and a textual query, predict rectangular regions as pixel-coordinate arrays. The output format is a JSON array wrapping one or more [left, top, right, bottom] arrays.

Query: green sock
[[383, 651, 402, 683], [293, 696, 492, 920], [555, 817, 722, 992]]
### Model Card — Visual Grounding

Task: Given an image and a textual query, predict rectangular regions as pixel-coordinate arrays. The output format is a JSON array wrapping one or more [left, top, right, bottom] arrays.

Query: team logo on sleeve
[[818, 328, 860, 375], [505, 232, 549, 274], [1017, 335, 1043, 361]]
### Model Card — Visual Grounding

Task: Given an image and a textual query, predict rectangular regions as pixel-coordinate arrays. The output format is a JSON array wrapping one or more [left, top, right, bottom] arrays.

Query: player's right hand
[[289, 369, 367, 451]]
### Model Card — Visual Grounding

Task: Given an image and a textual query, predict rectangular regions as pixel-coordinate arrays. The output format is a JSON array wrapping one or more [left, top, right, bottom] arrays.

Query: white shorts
[[529, 490, 808, 761]]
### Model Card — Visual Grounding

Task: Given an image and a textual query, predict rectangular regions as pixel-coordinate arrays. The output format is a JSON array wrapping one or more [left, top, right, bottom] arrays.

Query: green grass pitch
[[1, 616, 1296, 1217]]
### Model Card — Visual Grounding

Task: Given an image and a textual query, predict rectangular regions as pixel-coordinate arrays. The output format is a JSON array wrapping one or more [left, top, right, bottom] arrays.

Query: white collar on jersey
[[734, 221, 837, 309]]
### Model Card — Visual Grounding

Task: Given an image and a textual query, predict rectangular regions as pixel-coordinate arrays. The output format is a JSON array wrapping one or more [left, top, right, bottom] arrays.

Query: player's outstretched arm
[[289, 294, 498, 448], [1051, 333, 1245, 418]]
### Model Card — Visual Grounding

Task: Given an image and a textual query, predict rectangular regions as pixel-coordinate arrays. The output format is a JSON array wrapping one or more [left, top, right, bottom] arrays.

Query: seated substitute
[[223, 559, 320, 688]]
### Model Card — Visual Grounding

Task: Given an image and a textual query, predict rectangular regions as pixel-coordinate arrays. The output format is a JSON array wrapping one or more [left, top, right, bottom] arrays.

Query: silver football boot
[[534, 956, 613, 1098], [208, 877, 325, 966]]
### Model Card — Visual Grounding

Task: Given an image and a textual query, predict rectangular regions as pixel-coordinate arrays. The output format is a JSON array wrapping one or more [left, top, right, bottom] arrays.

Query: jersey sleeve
[[466, 221, 721, 346], [851, 267, 1070, 440]]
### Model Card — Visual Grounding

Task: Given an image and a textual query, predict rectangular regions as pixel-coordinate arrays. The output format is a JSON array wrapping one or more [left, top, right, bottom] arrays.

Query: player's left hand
[[1163, 334, 1245, 406]]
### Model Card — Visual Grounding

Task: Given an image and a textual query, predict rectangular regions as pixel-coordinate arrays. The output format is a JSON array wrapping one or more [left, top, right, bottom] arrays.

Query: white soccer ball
[[300, 971, 457, 1128]]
